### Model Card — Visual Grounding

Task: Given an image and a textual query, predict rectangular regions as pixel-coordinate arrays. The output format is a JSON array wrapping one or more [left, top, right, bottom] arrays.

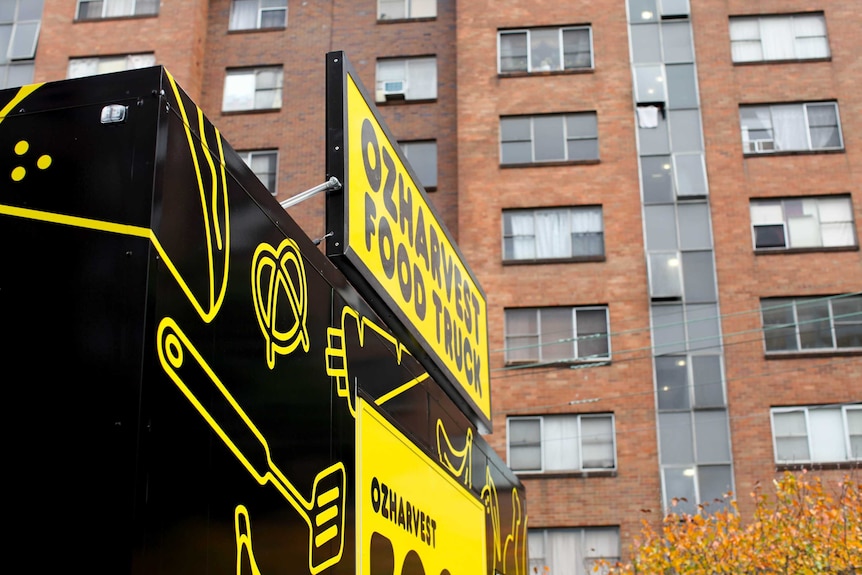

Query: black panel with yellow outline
[[0, 65, 526, 575]]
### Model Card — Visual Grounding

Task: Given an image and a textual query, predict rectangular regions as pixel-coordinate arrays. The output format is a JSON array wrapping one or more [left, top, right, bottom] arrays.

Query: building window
[[375, 57, 436, 102], [730, 13, 829, 63], [67, 53, 155, 79], [503, 206, 604, 262], [750, 196, 856, 251], [771, 405, 861, 464], [76, 0, 159, 20], [0, 0, 42, 89], [238, 150, 278, 195], [498, 26, 593, 74], [398, 140, 437, 189], [528, 527, 619, 575], [222, 66, 283, 112], [508, 414, 616, 473], [504, 306, 610, 364], [740, 102, 843, 154], [229, 0, 286, 31], [377, 0, 435, 20], [500, 113, 598, 165], [761, 294, 862, 353]]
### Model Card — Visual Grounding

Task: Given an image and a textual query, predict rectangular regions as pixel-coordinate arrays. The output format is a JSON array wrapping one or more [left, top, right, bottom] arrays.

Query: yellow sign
[[344, 73, 491, 427], [358, 398, 485, 575]]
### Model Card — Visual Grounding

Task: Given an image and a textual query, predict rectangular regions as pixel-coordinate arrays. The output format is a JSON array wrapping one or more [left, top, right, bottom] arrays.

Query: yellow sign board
[[329, 62, 491, 430], [358, 398, 485, 575]]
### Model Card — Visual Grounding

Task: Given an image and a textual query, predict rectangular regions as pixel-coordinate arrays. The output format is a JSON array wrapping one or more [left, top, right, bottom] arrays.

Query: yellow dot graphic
[[14, 140, 29, 155], [37, 155, 52, 169], [11, 166, 25, 181]]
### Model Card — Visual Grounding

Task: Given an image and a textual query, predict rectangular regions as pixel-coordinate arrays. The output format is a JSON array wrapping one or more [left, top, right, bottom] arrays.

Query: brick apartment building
[[9, 0, 860, 572]]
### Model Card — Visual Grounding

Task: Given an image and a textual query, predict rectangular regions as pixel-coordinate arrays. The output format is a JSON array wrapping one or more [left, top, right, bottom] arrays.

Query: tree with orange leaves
[[605, 471, 861, 574]]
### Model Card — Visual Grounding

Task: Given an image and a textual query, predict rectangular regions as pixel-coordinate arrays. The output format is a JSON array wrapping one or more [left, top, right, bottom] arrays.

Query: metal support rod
[[279, 176, 342, 209]]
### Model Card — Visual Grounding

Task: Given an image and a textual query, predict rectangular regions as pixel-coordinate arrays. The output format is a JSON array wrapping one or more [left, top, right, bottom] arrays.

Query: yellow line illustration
[[1, 77, 230, 323], [482, 465, 529, 575], [251, 238, 310, 369], [165, 70, 230, 323], [157, 316, 346, 574], [435, 419, 473, 487], [325, 305, 428, 417], [0, 83, 43, 126], [235, 505, 262, 575]]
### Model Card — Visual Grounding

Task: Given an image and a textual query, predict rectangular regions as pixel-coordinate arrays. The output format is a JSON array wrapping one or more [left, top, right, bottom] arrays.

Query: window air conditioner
[[745, 139, 775, 153], [382, 80, 406, 100]]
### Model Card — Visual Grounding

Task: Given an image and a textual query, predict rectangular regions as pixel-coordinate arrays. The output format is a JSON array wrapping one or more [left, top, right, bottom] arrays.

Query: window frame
[[398, 140, 437, 190], [228, 0, 287, 31], [528, 527, 620, 575], [66, 53, 156, 79], [497, 25, 594, 74], [502, 206, 605, 263], [739, 101, 844, 155], [75, 0, 159, 20], [750, 195, 857, 252], [238, 149, 278, 196], [500, 112, 599, 166], [507, 413, 617, 474], [504, 305, 611, 365], [377, 0, 436, 21], [222, 65, 284, 113], [760, 294, 862, 354], [729, 12, 830, 64], [771, 405, 861, 465], [375, 56, 438, 103]]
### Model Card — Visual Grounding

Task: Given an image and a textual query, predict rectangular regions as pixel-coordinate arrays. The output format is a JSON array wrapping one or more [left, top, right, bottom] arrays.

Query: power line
[[492, 291, 862, 358], [492, 355, 862, 415], [490, 292, 862, 377]]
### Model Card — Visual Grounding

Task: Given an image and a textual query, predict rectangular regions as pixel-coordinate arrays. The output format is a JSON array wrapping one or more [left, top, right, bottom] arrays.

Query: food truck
[[0, 55, 527, 575]]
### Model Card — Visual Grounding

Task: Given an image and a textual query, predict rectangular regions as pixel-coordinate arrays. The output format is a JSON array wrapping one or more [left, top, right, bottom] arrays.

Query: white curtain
[[509, 212, 536, 259], [793, 14, 829, 58], [222, 72, 256, 111], [411, 0, 436, 18], [105, 0, 134, 17], [407, 57, 436, 99], [535, 209, 571, 258], [771, 105, 807, 151], [760, 18, 795, 60], [818, 197, 854, 247], [128, 53, 156, 69], [549, 531, 578, 575], [378, 0, 405, 19], [809, 408, 846, 462], [544, 416, 578, 471], [729, 19, 762, 62], [230, 0, 258, 30], [67, 58, 99, 79]]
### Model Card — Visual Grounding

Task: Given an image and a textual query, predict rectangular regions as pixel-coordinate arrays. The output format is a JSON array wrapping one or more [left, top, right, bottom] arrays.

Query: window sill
[[375, 98, 437, 106], [515, 469, 617, 479], [498, 68, 594, 78], [733, 57, 832, 66], [755, 245, 859, 255], [504, 358, 611, 369], [776, 460, 860, 472], [227, 26, 287, 34], [74, 14, 158, 23], [743, 148, 845, 158], [221, 107, 282, 116], [765, 348, 862, 360], [501, 159, 600, 168], [377, 17, 437, 24], [503, 255, 606, 265]]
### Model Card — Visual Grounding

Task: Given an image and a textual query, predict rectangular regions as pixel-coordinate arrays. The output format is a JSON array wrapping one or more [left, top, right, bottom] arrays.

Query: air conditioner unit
[[382, 80, 406, 100], [745, 139, 775, 153]]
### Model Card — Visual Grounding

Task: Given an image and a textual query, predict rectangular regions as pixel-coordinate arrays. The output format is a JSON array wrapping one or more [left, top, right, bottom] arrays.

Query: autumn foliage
[[606, 471, 861, 574]]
